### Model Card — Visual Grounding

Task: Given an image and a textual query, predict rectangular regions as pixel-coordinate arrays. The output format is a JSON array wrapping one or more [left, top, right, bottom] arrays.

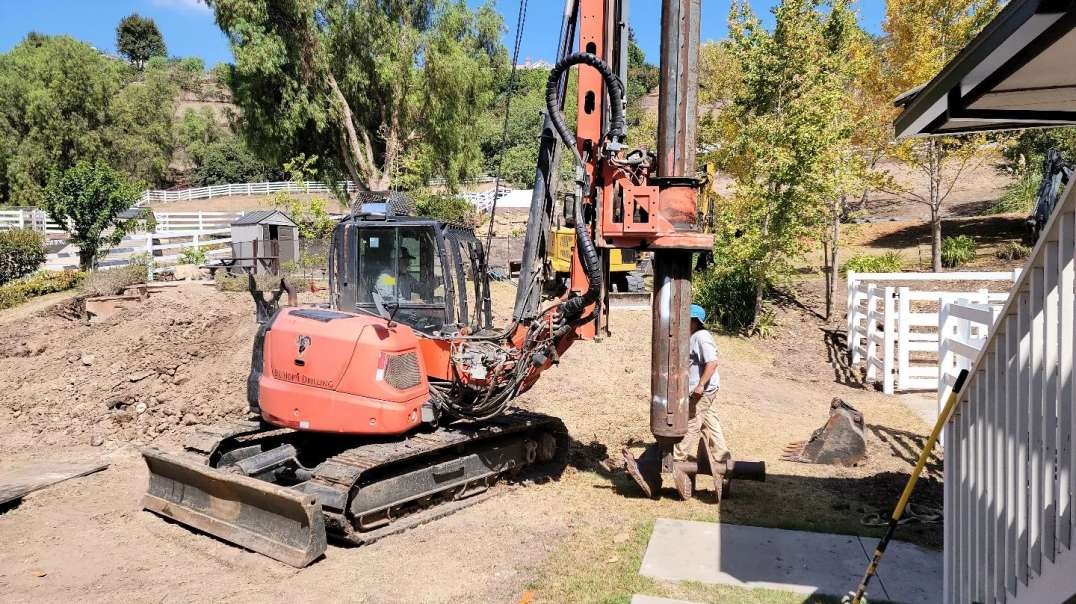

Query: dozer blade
[[141, 448, 327, 568]]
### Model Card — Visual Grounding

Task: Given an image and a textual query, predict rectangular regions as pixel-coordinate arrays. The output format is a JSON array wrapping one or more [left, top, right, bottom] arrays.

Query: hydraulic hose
[[557, 201, 603, 322], [544, 52, 626, 177], [543, 52, 622, 324]]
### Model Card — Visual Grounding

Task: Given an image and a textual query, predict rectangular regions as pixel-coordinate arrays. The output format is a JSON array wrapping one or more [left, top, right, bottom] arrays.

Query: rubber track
[[185, 410, 565, 543]]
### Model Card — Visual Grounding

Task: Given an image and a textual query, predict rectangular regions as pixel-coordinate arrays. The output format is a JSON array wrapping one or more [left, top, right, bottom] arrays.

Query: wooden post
[[145, 234, 155, 281], [847, 270, 857, 362], [899, 286, 911, 392], [883, 286, 895, 394], [866, 283, 878, 382]]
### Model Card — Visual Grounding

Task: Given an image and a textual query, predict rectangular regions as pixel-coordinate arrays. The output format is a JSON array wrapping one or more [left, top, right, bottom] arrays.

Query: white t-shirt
[[688, 329, 719, 393]]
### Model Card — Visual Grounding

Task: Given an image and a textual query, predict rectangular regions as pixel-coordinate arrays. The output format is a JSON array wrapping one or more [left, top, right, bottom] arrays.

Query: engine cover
[[254, 307, 428, 435]]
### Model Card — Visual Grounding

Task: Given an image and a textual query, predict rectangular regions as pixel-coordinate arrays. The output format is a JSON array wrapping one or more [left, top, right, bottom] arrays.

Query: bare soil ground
[[0, 276, 941, 603], [862, 156, 1013, 221]]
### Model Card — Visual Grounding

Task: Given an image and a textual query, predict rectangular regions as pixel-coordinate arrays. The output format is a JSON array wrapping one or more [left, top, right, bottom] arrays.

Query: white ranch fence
[[40, 212, 246, 272], [939, 300, 1003, 417], [941, 176, 1076, 603], [0, 208, 63, 234], [137, 181, 359, 205], [44, 229, 232, 273], [847, 270, 1019, 394]]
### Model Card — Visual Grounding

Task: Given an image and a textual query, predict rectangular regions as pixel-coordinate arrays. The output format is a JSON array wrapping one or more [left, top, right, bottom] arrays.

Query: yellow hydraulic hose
[[848, 368, 969, 604]]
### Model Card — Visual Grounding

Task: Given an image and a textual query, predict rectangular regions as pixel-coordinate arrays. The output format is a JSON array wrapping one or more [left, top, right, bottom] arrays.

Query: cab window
[[357, 227, 444, 306]]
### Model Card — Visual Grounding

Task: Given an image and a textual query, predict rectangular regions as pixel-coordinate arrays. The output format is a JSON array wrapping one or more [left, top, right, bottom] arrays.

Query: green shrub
[[178, 246, 207, 265], [0, 270, 82, 310], [413, 191, 478, 227], [992, 170, 1041, 214], [81, 262, 149, 297], [842, 252, 903, 275], [0, 229, 47, 285], [996, 241, 1031, 261], [275, 194, 336, 239], [693, 265, 761, 334], [941, 235, 977, 268], [752, 307, 778, 338]]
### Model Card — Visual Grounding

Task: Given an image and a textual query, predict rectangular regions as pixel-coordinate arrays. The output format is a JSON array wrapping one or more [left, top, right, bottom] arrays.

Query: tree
[[0, 35, 126, 206], [697, 0, 857, 330], [189, 138, 271, 186], [43, 161, 142, 269], [116, 13, 167, 68], [478, 67, 548, 188], [207, 0, 505, 195], [818, 7, 884, 320], [108, 59, 179, 186], [176, 106, 228, 168], [880, 0, 1000, 271]]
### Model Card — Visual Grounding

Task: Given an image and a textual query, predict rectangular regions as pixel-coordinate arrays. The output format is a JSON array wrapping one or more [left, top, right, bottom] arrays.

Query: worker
[[374, 247, 420, 302], [623, 304, 731, 501]]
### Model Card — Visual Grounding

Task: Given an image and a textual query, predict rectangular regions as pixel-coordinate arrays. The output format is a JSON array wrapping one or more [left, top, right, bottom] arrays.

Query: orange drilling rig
[[141, 0, 751, 567]]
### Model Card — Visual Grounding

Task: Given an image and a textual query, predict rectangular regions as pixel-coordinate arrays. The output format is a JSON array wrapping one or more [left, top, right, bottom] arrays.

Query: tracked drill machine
[[141, 0, 731, 567]]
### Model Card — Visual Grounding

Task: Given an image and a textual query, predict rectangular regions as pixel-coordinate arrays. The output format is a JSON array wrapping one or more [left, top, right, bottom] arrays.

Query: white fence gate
[[847, 270, 1018, 394]]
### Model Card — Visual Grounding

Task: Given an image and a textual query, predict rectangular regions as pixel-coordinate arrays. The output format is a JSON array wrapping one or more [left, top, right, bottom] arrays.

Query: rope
[[484, 0, 529, 257]]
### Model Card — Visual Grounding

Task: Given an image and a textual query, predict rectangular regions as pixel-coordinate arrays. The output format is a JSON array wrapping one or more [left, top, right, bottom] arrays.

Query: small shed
[[229, 210, 299, 274]]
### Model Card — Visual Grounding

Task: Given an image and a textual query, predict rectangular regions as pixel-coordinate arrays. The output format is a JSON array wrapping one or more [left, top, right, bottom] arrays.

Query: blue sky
[[0, 1, 886, 67]]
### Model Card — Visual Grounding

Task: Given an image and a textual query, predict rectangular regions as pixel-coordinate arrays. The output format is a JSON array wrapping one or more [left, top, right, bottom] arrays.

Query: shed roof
[[894, 0, 1076, 138], [230, 210, 297, 227]]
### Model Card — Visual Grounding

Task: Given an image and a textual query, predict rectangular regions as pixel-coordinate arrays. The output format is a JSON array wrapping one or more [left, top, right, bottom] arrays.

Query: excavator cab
[[328, 214, 492, 335]]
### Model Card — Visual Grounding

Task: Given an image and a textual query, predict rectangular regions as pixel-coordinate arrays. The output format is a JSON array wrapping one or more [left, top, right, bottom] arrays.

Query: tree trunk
[[326, 72, 373, 192], [78, 245, 95, 271], [753, 281, 765, 330], [826, 199, 841, 321], [931, 207, 943, 272], [929, 139, 943, 272], [823, 242, 832, 321]]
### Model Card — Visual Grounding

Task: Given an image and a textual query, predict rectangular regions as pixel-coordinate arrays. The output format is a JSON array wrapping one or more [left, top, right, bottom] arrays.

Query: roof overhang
[[895, 0, 1076, 138]]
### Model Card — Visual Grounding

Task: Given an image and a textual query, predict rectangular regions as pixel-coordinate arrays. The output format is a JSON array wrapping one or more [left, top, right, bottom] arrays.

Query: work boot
[[622, 446, 661, 499], [672, 464, 694, 501]]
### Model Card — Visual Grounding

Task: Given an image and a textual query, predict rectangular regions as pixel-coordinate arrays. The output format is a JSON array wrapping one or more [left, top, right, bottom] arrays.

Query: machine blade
[[141, 448, 327, 568]]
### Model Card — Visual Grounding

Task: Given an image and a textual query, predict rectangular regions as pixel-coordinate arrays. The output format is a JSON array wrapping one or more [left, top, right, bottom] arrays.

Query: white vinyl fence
[[40, 212, 245, 272], [847, 270, 1018, 394], [137, 181, 359, 205], [939, 299, 1002, 416], [942, 176, 1076, 604], [0, 208, 63, 234], [44, 229, 232, 273]]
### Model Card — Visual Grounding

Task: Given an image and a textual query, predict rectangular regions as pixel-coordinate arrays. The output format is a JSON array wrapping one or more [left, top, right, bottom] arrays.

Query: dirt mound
[[0, 284, 259, 452]]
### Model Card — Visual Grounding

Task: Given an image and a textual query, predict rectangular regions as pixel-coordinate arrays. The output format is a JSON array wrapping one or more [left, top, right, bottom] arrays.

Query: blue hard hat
[[690, 304, 706, 322]]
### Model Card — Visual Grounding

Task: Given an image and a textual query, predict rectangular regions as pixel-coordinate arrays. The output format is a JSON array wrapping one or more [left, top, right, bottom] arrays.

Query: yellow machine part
[[550, 227, 637, 274]]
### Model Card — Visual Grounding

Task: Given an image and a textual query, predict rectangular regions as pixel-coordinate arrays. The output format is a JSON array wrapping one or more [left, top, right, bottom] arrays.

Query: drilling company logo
[[271, 368, 334, 388], [296, 335, 312, 361]]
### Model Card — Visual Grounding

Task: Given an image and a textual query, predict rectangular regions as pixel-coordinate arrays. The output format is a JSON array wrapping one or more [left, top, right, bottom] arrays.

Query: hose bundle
[[543, 52, 625, 323]]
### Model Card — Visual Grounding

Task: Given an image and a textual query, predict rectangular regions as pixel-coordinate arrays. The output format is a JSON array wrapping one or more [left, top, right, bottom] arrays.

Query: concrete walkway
[[638, 519, 941, 603]]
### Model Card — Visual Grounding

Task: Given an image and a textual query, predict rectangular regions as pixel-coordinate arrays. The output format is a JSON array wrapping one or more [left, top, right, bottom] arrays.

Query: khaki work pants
[[673, 390, 730, 465]]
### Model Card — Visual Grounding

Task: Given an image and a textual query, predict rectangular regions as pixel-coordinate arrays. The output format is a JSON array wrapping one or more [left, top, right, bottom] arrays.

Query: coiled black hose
[[558, 214, 603, 321], [544, 52, 626, 173], [544, 52, 624, 322]]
